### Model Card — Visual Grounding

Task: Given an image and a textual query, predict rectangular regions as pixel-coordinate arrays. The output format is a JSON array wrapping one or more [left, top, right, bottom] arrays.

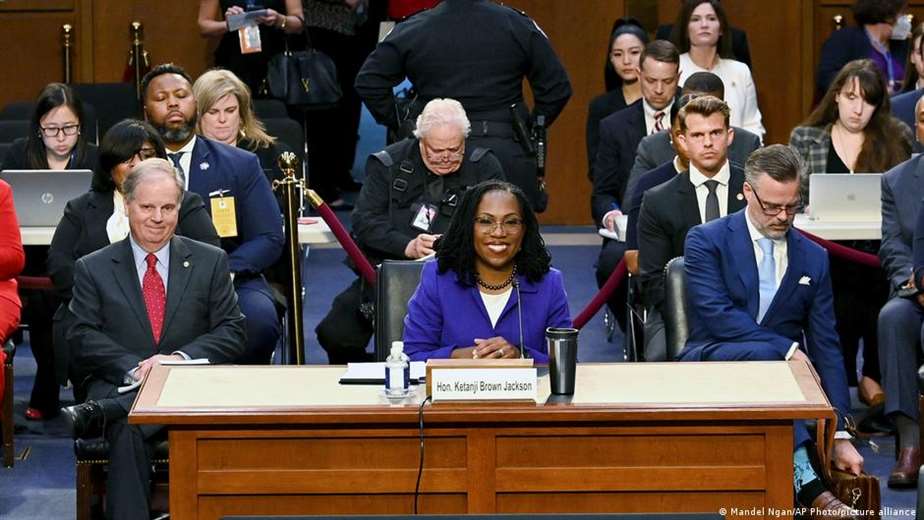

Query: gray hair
[[122, 157, 184, 204], [915, 94, 924, 116], [413, 98, 471, 139], [743, 144, 805, 187]]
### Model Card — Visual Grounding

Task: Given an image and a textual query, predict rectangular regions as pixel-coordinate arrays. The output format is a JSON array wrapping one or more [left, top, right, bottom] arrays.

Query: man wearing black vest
[[316, 98, 504, 363]]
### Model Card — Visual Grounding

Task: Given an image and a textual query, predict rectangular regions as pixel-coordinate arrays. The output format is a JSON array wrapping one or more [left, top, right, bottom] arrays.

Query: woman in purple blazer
[[403, 180, 571, 362]]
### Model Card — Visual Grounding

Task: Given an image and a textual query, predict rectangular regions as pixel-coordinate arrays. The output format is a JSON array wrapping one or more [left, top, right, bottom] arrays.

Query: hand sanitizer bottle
[[385, 341, 410, 398]]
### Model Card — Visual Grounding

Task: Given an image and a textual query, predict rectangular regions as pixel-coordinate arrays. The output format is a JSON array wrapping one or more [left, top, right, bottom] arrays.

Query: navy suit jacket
[[881, 154, 924, 294], [188, 137, 283, 275], [891, 88, 923, 131], [682, 210, 850, 425], [591, 101, 645, 223]]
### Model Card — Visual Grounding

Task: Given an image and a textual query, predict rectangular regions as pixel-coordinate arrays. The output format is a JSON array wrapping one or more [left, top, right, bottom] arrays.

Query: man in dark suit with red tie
[[62, 158, 246, 519], [591, 40, 680, 333]]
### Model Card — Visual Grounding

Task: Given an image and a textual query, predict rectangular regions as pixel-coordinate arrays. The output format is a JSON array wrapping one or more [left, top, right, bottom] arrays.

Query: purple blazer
[[403, 260, 572, 362]]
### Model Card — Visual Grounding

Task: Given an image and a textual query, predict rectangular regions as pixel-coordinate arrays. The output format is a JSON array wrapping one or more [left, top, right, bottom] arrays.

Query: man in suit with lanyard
[[141, 63, 284, 364], [679, 145, 863, 514]]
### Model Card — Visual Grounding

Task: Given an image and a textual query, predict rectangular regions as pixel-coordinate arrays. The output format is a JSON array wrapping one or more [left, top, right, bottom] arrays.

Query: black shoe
[[61, 401, 105, 438]]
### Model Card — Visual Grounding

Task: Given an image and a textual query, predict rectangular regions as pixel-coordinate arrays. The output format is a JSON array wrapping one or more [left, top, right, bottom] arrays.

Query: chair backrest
[[0, 101, 35, 121], [374, 260, 425, 361], [663, 256, 689, 360], [0, 143, 11, 165], [70, 83, 139, 138], [263, 117, 304, 156], [0, 120, 29, 143], [254, 99, 289, 119]]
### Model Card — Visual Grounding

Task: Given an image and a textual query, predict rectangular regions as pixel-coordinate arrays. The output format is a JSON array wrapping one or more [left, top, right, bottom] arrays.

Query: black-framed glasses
[[121, 147, 158, 165], [474, 216, 524, 233], [748, 182, 803, 216], [40, 124, 80, 137]]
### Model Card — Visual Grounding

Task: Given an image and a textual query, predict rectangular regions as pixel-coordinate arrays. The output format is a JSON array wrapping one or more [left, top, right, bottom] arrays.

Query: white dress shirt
[[168, 136, 196, 189], [643, 99, 673, 135], [688, 160, 731, 222], [106, 190, 130, 244], [679, 53, 765, 139]]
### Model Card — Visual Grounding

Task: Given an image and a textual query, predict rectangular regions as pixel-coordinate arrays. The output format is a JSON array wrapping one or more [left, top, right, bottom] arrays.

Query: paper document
[[117, 379, 142, 394], [226, 9, 267, 32], [340, 361, 426, 385], [598, 214, 628, 242], [160, 358, 211, 365]]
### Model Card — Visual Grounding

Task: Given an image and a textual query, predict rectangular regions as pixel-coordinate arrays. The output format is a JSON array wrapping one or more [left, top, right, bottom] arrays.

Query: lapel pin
[[199, 162, 210, 171], [736, 193, 743, 200], [798, 276, 812, 286], [183, 261, 190, 268]]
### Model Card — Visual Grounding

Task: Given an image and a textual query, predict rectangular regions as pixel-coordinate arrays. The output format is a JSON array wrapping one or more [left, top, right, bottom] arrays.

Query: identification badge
[[238, 24, 262, 54], [411, 203, 437, 232], [210, 196, 239, 238]]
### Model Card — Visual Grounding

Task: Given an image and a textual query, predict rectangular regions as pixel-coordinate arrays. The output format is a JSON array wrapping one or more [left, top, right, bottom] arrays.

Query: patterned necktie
[[756, 238, 777, 323], [653, 111, 665, 133], [703, 180, 720, 222], [167, 152, 186, 185], [142, 253, 166, 344]]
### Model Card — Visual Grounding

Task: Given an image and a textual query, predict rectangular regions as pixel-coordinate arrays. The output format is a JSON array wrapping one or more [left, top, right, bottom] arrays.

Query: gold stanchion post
[[273, 152, 306, 365]]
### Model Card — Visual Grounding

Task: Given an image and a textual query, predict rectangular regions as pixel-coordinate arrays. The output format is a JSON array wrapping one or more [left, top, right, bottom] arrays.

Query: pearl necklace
[[476, 266, 517, 291]]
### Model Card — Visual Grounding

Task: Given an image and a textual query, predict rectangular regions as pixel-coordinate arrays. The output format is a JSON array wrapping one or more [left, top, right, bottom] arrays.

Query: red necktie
[[653, 111, 665, 133], [142, 253, 166, 344]]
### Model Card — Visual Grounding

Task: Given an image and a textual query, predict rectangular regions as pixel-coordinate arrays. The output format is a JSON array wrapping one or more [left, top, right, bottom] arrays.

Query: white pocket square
[[798, 276, 812, 286]]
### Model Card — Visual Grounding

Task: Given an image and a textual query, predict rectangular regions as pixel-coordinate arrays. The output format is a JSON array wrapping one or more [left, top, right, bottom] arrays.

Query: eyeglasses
[[121, 147, 158, 165], [422, 142, 465, 162], [40, 124, 80, 137], [748, 183, 803, 216], [474, 216, 524, 233]]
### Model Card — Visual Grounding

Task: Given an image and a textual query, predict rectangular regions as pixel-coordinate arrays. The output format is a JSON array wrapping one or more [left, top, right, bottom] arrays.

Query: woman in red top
[[0, 180, 25, 343]]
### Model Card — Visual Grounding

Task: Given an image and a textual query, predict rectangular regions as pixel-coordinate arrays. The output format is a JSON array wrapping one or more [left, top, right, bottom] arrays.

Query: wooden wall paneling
[[90, 1, 212, 83], [0, 9, 82, 108], [502, 0, 625, 224]]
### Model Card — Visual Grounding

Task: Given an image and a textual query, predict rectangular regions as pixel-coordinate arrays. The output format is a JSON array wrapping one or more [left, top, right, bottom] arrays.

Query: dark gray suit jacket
[[638, 164, 747, 311], [881, 154, 924, 294], [68, 235, 246, 385], [625, 126, 761, 210]]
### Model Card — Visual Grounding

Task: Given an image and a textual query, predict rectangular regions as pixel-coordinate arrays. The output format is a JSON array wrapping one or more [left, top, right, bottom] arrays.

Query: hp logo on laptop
[[41, 192, 54, 204]]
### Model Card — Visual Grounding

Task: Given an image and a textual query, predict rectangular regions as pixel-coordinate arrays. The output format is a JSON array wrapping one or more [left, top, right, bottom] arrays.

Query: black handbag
[[265, 24, 341, 108]]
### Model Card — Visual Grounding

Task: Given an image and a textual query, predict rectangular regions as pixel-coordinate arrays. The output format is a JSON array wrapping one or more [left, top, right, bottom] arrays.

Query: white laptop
[[807, 173, 881, 222], [1, 169, 93, 227]]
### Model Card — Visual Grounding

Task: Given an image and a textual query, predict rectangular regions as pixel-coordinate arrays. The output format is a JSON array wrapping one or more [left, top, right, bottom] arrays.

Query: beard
[[154, 114, 196, 145]]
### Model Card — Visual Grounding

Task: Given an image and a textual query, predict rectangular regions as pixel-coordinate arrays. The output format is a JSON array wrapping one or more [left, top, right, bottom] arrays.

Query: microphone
[[514, 276, 526, 359]]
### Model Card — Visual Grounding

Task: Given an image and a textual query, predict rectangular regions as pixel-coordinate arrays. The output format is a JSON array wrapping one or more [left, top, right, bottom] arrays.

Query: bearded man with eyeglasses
[[315, 98, 504, 364], [679, 144, 864, 517]]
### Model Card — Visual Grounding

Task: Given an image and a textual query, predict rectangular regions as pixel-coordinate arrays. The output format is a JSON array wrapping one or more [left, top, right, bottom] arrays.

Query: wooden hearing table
[[130, 361, 835, 520]]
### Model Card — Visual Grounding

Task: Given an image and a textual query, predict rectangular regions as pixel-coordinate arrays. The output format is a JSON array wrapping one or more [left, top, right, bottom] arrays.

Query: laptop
[[807, 173, 881, 221], [1, 169, 93, 226]]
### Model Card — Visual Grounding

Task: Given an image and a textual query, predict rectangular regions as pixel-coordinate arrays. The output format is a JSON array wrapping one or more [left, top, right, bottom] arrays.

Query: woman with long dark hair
[[0, 83, 97, 420], [790, 59, 912, 415], [671, 0, 764, 138], [586, 18, 648, 176], [402, 180, 571, 362]]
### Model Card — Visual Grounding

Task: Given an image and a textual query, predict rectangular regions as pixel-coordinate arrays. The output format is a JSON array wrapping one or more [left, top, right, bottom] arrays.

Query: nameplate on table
[[426, 359, 537, 402]]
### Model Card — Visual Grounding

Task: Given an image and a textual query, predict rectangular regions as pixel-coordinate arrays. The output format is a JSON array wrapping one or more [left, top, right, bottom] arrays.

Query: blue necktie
[[756, 237, 776, 323], [167, 152, 186, 185]]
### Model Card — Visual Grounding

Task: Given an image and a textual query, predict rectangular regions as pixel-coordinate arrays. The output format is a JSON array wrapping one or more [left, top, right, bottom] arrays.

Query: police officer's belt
[[468, 120, 516, 138]]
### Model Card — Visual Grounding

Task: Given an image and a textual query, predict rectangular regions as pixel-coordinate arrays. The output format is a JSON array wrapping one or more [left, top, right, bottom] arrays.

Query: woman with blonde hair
[[192, 68, 290, 190]]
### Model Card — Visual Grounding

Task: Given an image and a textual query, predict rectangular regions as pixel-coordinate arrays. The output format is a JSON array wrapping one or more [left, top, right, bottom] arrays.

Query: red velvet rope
[[796, 229, 880, 269], [571, 229, 880, 331], [573, 258, 626, 330], [311, 200, 378, 286]]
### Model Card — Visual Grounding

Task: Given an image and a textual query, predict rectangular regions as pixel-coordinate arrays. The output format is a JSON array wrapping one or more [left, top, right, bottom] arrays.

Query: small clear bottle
[[385, 341, 410, 398]]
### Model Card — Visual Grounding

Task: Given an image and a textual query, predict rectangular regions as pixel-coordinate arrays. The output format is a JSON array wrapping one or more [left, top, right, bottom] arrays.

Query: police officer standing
[[354, 0, 571, 212], [316, 99, 504, 363]]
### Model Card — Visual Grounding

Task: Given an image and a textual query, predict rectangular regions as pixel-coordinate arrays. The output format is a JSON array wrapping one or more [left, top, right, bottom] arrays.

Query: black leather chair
[[1, 339, 14, 467], [0, 101, 34, 120], [662, 256, 689, 361], [75, 437, 169, 520], [374, 260, 425, 361], [71, 83, 139, 139], [0, 120, 29, 143], [264, 117, 306, 179], [254, 99, 289, 119]]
